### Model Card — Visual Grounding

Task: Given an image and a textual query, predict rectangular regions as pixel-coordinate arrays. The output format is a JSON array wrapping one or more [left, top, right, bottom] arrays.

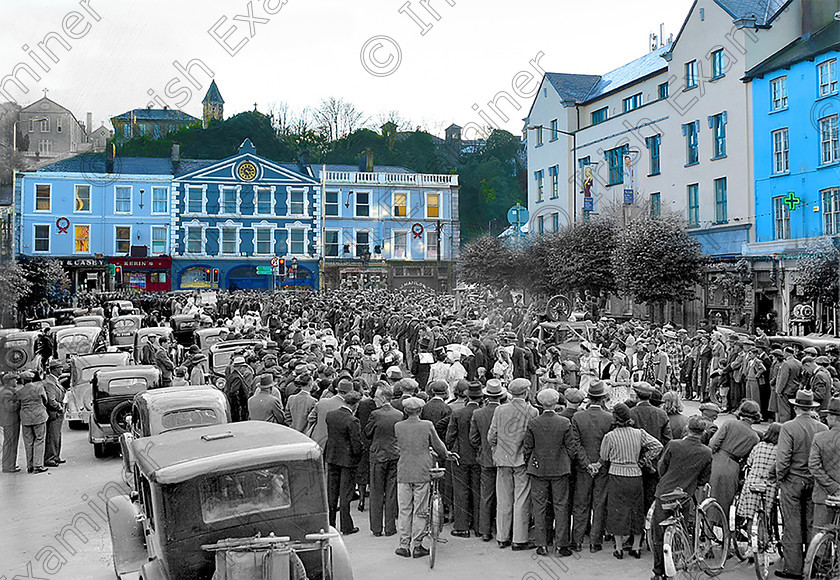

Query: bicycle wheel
[[731, 500, 750, 562], [645, 503, 655, 552], [696, 499, 729, 574], [805, 531, 840, 580], [663, 524, 692, 578], [752, 510, 779, 580], [429, 490, 440, 569]]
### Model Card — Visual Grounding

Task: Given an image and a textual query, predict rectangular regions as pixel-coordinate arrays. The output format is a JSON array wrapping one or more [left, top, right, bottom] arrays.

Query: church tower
[[202, 80, 224, 128]]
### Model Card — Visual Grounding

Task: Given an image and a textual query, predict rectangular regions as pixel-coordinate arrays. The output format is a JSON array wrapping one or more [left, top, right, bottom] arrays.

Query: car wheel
[[110, 401, 133, 435], [93, 442, 108, 459]]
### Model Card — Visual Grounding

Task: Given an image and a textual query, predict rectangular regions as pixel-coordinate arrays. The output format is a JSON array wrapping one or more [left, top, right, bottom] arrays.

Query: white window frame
[[770, 76, 788, 111], [185, 185, 206, 214], [685, 60, 698, 89], [219, 221, 240, 255], [254, 186, 274, 216], [151, 187, 169, 215], [772, 128, 789, 174], [818, 58, 837, 97], [550, 119, 558, 141], [40, 118, 49, 132], [324, 189, 340, 218], [820, 115, 839, 165], [773, 196, 791, 240], [392, 190, 409, 218], [549, 165, 559, 198], [823, 188, 840, 236], [287, 187, 309, 217], [354, 229, 371, 257], [354, 190, 371, 218], [114, 186, 132, 215], [324, 228, 341, 258], [74, 184, 92, 214], [183, 221, 206, 255], [426, 192, 440, 219], [535, 170, 544, 201], [219, 186, 239, 216], [392, 229, 408, 260], [289, 227, 307, 256], [74, 224, 91, 254], [425, 229, 438, 260], [34, 183, 51, 212], [33, 224, 50, 253], [38, 139, 53, 155], [253, 221, 276, 256], [711, 49, 725, 79], [622, 93, 642, 113], [114, 225, 132, 255], [151, 225, 168, 255]]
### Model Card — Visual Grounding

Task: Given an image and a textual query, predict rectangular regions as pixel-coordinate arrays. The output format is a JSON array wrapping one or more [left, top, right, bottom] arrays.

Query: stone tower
[[202, 80, 224, 128]]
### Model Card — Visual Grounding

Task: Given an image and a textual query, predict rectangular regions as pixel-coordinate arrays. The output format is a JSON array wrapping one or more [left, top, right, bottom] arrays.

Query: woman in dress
[[736, 422, 781, 523], [709, 400, 761, 517], [662, 391, 688, 440], [492, 346, 513, 386], [607, 352, 634, 410], [598, 403, 664, 559]]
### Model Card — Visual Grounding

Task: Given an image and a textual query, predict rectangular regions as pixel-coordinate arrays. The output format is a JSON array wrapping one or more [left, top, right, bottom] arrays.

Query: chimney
[[359, 149, 374, 172], [299, 150, 311, 173], [86, 112, 92, 136], [106, 140, 115, 173], [171, 143, 181, 170]]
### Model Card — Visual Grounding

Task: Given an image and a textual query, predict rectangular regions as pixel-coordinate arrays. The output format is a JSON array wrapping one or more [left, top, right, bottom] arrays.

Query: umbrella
[[447, 343, 474, 358]]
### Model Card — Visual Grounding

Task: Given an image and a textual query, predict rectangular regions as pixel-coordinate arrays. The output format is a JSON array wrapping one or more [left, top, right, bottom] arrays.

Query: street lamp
[[291, 257, 298, 288], [11, 117, 47, 262], [527, 124, 578, 223]]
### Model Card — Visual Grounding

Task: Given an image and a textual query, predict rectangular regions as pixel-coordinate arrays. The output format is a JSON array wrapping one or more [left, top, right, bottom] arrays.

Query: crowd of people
[[4, 286, 840, 580]]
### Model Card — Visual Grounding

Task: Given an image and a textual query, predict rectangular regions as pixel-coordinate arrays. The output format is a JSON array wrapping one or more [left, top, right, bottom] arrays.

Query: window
[[40, 118, 49, 132], [199, 466, 290, 524], [393, 192, 407, 217], [34, 225, 49, 252], [355, 191, 369, 217], [152, 187, 168, 214], [820, 115, 839, 164], [290, 229, 305, 254], [773, 196, 791, 240], [535, 127, 543, 146], [255, 228, 272, 255], [823, 188, 840, 235], [115, 226, 131, 254], [28, 119, 33, 132], [818, 59, 837, 97], [552, 212, 559, 231], [123, 124, 130, 138], [289, 189, 305, 216], [423, 230, 437, 259], [35, 184, 50, 211], [711, 49, 725, 78], [153, 124, 161, 139], [623, 93, 642, 113], [151, 226, 167, 254], [537, 215, 545, 235], [646, 135, 661, 175], [115, 186, 131, 214], [355, 230, 370, 257], [255, 187, 272, 215], [56, 117, 62, 133], [550, 119, 558, 141], [187, 187, 203, 213], [549, 165, 559, 198], [38, 140, 53, 155], [426, 193, 440, 218], [687, 184, 700, 227], [772, 128, 789, 174], [220, 227, 237, 255], [220, 187, 237, 214], [770, 76, 788, 111], [150, 272, 167, 284], [75, 185, 91, 212], [186, 226, 203, 254], [325, 190, 339, 216], [606, 146, 628, 186], [658, 82, 669, 100], [324, 230, 339, 257], [711, 112, 727, 158], [650, 193, 661, 218], [685, 60, 698, 89], [74, 225, 90, 252], [714, 177, 727, 223], [535, 170, 544, 201], [684, 121, 699, 165], [393, 231, 407, 259], [591, 107, 608, 126]]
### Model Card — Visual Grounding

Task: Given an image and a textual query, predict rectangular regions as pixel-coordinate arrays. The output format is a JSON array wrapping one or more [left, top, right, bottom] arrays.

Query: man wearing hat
[[810, 397, 840, 530], [445, 381, 483, 538], [365, 384, 402, 537], [248, 374, 287, 424], [0, 373, 22, 473], [775, 389, 827, 578], [524, 388, 581, 557], [698, 402, 721, 445], [422, 381, 452, 441], [807, 356, 832, 412], [469, 379, 504, 541], [42, 360, 66, 467], [286, 373, 317, 433], [308, 379, 352, 449], [17, 373, 50, 473], [225, 356, 253, 422], [488, 378, 538, 550], [560, 388, 584, 421], [325, 390, 363, 536], [775, 347, 803, 423], [629, 382, 672, 514]]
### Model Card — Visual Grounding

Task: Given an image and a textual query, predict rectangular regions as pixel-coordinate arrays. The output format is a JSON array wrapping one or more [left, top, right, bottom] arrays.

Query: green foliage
[[537, 220, 617, 297], [0, 262, 30, 325], [795, 245, 839, 306], [458, 235, 517, 290], [17, 258, 70, 316]]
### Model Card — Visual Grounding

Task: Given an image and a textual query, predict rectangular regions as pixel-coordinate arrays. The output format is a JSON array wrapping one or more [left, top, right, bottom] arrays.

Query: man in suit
[[225, 356, 253, 423], [365, 383, 402, 537], [17, 375, 49, 474], [309, 379, 351, 448], [42, 360, 66, 467], [571, 380, 614, 552], [0, 373, 22, 473], [488, 378, 538, 550], [155, 336, 176, 389], [810, 397, 840, 529], [775, 347, 802, 423], [470, 378, 503, 541], [630, 382, 672, 513], [776, 389, 827, 578], [524, 388, 581, 557], [247, 374, 287, 424], [286, 374, 317, 432], [422, 381, 452, 440], [391, 378, 419, 417], [446, 381, 482, 537], [325, 390, 363, 535]]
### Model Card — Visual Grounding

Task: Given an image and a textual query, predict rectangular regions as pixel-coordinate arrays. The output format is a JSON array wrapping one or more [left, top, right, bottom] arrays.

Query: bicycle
[[661, 484, 729, 578], [804, 495, 840, 580], [749, 483, 784, 580], [420, 466, 447, 569]]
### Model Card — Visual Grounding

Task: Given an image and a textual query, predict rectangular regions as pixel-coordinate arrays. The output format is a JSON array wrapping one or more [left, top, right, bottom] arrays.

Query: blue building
[[744, 19, 840, 331], [17, 154, 174, 292], [171, 139, 320, 291]]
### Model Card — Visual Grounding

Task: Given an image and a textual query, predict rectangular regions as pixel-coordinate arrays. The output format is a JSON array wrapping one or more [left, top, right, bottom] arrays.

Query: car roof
[[135, 421, 320, 485], [96, 365, 159, 381], [135, 385, 227, 412], [55, 326, 101, 338], [71, 352, 131, 366], [195, 327, 225, 336], [211, 339, 264, 351], [138, 327, 172, 335]]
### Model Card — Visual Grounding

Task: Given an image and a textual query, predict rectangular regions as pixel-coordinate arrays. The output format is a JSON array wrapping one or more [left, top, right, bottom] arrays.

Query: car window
[[200, 466, 291, 523], [203, 335, 223, 348], [58, 334, 94, 356], [112, 319, 137, 331], [103, 377, 148, 396], [161, 409, 220, 432]]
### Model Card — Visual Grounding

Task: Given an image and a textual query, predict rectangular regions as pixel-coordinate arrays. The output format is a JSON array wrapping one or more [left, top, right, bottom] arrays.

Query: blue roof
[[714, 0, 791, 27], [111, 108, 199, 123], [37, 154, 174, 175]]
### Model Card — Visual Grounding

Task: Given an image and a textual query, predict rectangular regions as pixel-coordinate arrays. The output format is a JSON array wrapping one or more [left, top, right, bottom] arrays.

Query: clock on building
[[236, 161, 258, 181]]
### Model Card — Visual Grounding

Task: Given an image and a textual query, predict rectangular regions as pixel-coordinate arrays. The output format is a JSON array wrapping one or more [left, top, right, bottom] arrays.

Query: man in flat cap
[[42, 359, 66, 467], [775, 347, 802, 423], [470, 379, 504, 541]]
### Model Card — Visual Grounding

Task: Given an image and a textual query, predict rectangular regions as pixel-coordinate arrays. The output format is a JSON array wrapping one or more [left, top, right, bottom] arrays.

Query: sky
[[0, 0, 694, 138]]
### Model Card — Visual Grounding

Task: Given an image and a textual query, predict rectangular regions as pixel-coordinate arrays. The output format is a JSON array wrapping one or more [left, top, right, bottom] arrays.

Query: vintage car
[[109, 315, 144, 351], [73, 306, 106, 318], [119, 386, 230, 484], [209, 339, 266, 378], [74, 314, 106, 328], [108, 422, 354, 580], [105, 300, 136, 317], [0, 331, 43, 374], [769, 333, 840, 354], [531, 319, 597, 358], [134, 327, 178, 364], [194, 327, 228, 353], [65, 351, 133, 429], [90, 366, 159, 458], [24, 318, 54, 331], [52, 308, 79, 326], [54, 326, 108, 370], [171, 313, 214, 346]]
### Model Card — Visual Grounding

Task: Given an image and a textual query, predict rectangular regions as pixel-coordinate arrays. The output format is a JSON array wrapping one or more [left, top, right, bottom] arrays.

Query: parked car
[[74, 314, 106, 328], [769, 334, 840, 354], [119, 386, 230, 484], [171, 313, 214, 347], [90, 366, 159, 458], [531, 320, 596, 358], [108, 422, 354, 580], [0, 331, 43, 374], [209, 339, 266, 378], [110, 315, 144, 352], [104, 300, 136, 317], [24, 318, 54, 331], [52, 308, 78, 326], [134, 327, 178, 364], [66, 351, 133, 429], [54, 326, 108, 370], [194, 327, 228, 354]]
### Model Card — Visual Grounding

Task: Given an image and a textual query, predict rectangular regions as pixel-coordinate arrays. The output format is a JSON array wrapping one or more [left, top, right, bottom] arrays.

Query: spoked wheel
[[730, 501, 751, 562], [429, 494, 439, 569], [696, 500, 729, 575], [663, 524, 692, 578], [752, 511, 780, 580], [805, 531, 840, 580], [645, 503, 655, 552]]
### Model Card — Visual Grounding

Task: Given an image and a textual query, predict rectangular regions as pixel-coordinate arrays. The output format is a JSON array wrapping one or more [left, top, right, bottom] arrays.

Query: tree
[[0, 263, 30, 326], [613, 215, 705, 304], [16, 258, 70, 320], [458, 235, 521, 290], [314, 97, 368, 142], [795, 243, 839, 307]]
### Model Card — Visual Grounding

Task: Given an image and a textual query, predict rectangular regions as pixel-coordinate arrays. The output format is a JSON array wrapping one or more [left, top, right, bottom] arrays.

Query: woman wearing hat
[[493, 346, 513, 386], [598, 403, 663, 559], [708, 400, 761, 517], [358, 344, 380, 387]]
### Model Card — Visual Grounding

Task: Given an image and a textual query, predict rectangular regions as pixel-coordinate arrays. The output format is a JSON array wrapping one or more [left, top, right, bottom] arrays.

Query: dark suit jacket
[[0, 385, 20, 427], [523, 411, 579, 478], [571, 405, 613, 465], [356, 397, 377, 447], [325, 406, 362, 468], [512, 346, 529, 379], [655, 435, 712, 499], [364, 403, 402, 463], [629, 401, 672, 445], [470, 402, 499, 468], [421, 397, 451, 440], [445, 401, 479, 465]]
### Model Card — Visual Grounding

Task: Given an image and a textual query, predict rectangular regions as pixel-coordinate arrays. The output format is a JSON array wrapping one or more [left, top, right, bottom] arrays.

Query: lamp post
[[10, 117, 47, 262], [291, 257, 298, 289], [527, 124, 577, 224]]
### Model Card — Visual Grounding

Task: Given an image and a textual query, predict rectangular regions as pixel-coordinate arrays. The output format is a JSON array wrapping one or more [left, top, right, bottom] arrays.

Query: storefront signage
[[111, 257, 171, 269], [62, 258, 105, 267]]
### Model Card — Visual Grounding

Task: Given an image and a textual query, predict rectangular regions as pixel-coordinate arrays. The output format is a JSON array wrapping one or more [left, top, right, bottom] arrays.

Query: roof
[[582, 45, 671, 103], [314, 164, 415, 175], [36, 154, 175, 176], [203, 80, 224, 104], [714, 0, 791, 27], [134, 421, 321, 485], [744, 19, 840, 80], [544, 73, 601, 103], [135, 385, 228, 426], [111, 108, 200, 123]]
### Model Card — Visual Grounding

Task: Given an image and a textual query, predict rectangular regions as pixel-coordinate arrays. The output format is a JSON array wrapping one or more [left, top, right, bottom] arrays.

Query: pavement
[[0, 404, 763, 580]]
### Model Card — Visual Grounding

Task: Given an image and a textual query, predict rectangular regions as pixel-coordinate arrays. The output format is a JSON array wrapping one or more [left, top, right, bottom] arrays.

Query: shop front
[[110, 257, 172, 293], [173, 260, 318, 291], [61, 257, 109, 293]]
